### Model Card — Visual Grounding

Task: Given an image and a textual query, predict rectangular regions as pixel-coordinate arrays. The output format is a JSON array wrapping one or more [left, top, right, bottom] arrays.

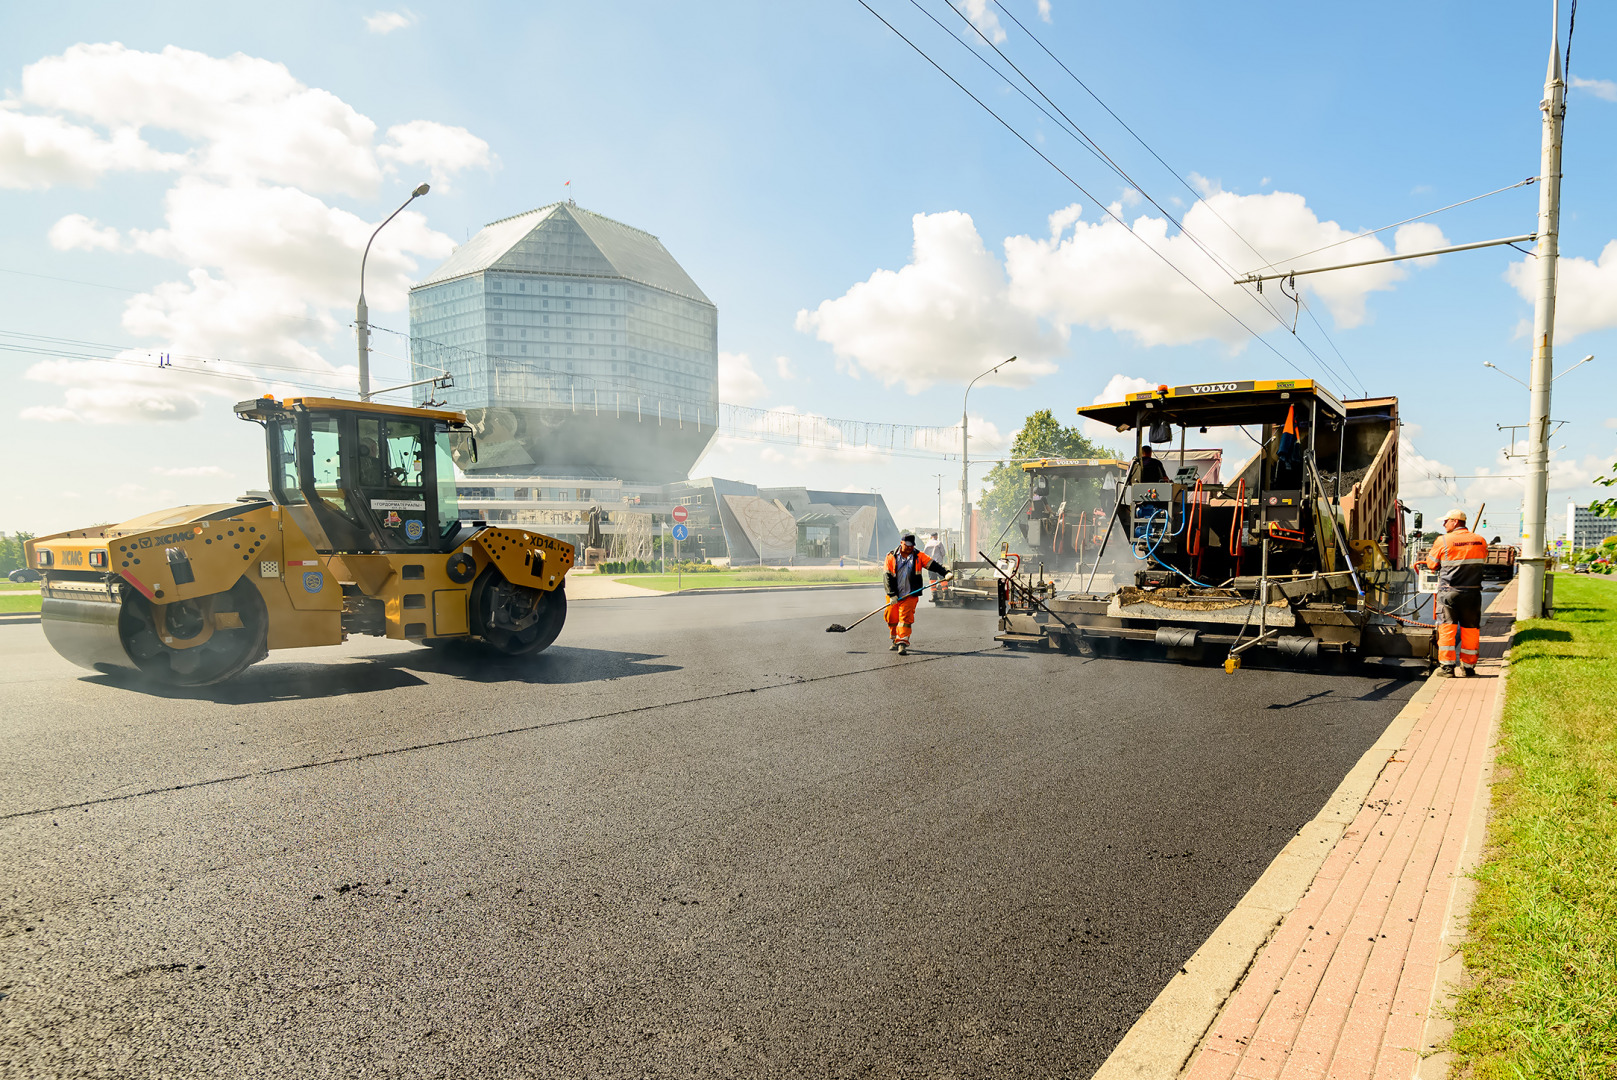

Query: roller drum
[[40, 596, 138, 674]]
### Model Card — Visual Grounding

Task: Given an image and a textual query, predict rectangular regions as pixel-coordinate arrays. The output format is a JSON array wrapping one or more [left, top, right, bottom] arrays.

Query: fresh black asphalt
[[0, 585, 1420, 1078]]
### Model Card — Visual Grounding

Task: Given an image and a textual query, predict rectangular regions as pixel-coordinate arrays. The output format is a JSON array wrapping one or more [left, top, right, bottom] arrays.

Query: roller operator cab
[[26, 395, 574, 686]]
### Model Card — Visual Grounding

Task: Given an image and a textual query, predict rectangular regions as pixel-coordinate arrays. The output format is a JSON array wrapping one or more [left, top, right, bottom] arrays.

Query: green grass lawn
[[612, 569, 884, 592], [0, 593, 42, 613], [0, 580, 41, 591], [1447, 575, 1617, 1078]]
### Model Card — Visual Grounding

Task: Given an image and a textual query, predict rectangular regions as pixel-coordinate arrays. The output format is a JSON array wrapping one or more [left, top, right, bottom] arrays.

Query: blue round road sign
[[671, 522, 689, 541]]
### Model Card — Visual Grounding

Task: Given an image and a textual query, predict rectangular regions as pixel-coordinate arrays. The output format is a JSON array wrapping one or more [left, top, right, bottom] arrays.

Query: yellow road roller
[[25, 395, 574, 685]]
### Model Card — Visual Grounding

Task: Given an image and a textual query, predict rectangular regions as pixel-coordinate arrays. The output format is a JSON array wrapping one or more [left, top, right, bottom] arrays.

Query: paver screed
[[1183, 585, 1515, 1080]]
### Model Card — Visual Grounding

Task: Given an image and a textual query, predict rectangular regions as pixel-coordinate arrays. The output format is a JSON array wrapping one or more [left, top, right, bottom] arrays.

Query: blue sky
[[2, 1, 1613, 540]]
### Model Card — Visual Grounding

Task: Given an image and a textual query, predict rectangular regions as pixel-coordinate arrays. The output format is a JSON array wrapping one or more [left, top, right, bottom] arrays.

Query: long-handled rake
[[825, 577, 948, 633]]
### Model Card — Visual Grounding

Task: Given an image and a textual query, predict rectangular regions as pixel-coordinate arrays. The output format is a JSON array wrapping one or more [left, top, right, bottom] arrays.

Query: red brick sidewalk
[[1182, 586, 1515, 1080]]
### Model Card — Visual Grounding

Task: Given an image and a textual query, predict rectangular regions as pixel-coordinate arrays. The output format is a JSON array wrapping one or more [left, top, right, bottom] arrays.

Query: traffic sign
[[671, 523, 689, 541], [672, 505, 688, 523]]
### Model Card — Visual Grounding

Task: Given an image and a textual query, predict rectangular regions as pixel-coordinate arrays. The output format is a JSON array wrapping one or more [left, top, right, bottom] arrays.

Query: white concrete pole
[[1518, 14, 1565, 620]]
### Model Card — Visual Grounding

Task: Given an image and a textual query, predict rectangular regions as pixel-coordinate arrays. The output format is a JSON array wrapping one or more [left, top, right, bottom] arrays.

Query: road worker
[[1422, 509, 1488, 676], [1127, 444, 1170, 485], [884, 532, 949, 655]]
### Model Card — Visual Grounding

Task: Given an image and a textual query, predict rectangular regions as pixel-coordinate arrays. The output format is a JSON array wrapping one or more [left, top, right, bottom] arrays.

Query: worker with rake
[[884, 532, 949, 655]]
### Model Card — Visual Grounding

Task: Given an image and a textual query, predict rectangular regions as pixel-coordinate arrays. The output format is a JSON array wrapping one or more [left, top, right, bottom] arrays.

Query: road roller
[[25, 395, 574, 686]]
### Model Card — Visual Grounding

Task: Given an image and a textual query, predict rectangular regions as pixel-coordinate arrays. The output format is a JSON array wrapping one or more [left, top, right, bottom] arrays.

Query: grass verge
[[612, 570, 883, 593], [1447, 575, 1617, 1077], [0, 581, 41, 591], [0, 593, 42, 613]]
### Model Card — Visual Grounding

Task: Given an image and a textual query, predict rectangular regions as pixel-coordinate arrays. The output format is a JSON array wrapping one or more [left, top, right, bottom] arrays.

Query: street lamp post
[[357, 182, 431, 401], [960, 356, 1015, 555]]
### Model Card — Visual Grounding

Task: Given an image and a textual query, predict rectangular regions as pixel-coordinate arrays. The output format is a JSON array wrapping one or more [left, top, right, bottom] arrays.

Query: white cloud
[[0, 106, 181, 189], [1399, 425, 1457, 501], [23, 358, 208, 423], [48, 213, 121, 251], [7, 42, 490, 423], [961, 0, 1007, 43], [378, 120, 491, 192], [1392, 221, 1450, 266], [1005, 192, 1433, 348], [1571, 75, 1617, 102], [718, 351, 768, 405], [1080, 374, 1156, 442], [152, 465, 230, 477], [20, 43, 383, 196], [365, 10, 417, 34], [796, 210, 1063, 392], [1038, 0, 1052, 22], [1509, 240, 1617, 340], [774, 355, 797, 380]]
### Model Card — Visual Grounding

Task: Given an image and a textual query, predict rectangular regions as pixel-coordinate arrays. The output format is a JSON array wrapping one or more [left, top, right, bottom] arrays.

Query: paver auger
[[26, 395, 574, 685]]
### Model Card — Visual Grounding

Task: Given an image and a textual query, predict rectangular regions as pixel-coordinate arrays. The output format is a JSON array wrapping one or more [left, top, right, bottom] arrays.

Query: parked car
[[6, 568, 40, 583], [1572, 562, 1591, 574]]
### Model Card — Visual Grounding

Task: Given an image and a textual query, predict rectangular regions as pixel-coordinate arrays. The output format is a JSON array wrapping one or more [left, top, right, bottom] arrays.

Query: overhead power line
[[985, 0, 1368, 396], [857, 0, 1325, 385]]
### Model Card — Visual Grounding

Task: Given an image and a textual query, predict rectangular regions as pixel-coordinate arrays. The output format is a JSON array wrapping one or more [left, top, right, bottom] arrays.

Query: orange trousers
[[885, 595, 919, 642], [1435, 588, 1482, 667]]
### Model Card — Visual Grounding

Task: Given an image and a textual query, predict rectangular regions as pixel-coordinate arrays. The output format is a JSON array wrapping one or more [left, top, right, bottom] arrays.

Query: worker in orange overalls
[[1422, 509, 1488, 676], [884, 532, 949, 655]]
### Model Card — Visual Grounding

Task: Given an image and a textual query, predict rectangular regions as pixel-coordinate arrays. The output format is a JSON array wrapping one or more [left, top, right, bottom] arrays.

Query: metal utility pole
[[961, 356, 1015, 553], [357, 183, 430, 401], [1518, 8, 1566, 620]]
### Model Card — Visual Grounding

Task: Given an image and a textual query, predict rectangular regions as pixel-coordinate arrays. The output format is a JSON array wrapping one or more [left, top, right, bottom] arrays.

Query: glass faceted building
[[408, 203, 717, 482]]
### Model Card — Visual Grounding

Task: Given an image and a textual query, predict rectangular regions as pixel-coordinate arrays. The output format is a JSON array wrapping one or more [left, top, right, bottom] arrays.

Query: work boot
[[1438, 664, 1455, 677], [889, 641, 900, 651], [897, 641, 909, 656], [1461, 665, 1477, 678]]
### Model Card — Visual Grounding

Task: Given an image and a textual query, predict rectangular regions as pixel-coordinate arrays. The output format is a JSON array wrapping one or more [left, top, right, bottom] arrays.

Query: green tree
[[976, 410, 1116, 551], [0, 532, 34, 575], [1593, 460, 1617, 518]]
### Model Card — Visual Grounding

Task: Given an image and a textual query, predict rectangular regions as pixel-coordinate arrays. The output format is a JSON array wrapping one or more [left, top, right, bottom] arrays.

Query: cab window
[[274, 422, 305, 504]]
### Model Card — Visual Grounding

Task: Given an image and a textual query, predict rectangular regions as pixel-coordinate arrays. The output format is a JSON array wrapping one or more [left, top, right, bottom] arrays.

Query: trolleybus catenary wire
[[919, 0, 1357, 395], [986, 0, 1368, 396], [856, 1, 1328, 388]]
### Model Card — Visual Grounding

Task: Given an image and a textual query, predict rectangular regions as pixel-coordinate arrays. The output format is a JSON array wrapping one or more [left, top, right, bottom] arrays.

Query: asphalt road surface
[[0, 586, 1420, 1078]]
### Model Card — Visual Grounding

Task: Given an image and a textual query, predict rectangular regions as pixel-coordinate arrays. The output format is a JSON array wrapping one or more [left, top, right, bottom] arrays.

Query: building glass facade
[[408, 204, 719, 481]]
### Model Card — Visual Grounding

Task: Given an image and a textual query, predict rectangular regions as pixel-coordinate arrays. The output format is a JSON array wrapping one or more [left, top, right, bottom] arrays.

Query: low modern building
[[455, 476, 899, 565], [409, 202, 717, 483]]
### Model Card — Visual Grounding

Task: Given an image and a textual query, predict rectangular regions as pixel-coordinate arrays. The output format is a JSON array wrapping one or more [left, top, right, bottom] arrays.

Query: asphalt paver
[[0, 587, 1420, 1078]]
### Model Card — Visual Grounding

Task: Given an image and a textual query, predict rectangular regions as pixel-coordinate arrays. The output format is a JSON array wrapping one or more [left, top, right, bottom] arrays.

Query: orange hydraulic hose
[[1229, 479, 1246, 577]]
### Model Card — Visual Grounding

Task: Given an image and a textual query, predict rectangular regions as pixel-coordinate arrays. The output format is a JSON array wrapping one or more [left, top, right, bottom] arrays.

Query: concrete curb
[[0, 611, 41, 624], [1092, 670, 1445, 1080], [666, 581, 883, 596]]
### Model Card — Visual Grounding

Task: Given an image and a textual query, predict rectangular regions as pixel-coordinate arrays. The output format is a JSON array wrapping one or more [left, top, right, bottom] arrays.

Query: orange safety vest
[[885, 548, 944, 596], [1422, 528, 1488, 590]]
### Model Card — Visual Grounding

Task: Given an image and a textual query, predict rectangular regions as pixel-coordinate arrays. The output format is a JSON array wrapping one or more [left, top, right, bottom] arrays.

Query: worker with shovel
[[884, 532, 949, 654]]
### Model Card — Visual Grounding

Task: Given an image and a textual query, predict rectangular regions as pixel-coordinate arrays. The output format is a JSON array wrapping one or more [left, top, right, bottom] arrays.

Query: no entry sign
[[672, 505, 688, 523]]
